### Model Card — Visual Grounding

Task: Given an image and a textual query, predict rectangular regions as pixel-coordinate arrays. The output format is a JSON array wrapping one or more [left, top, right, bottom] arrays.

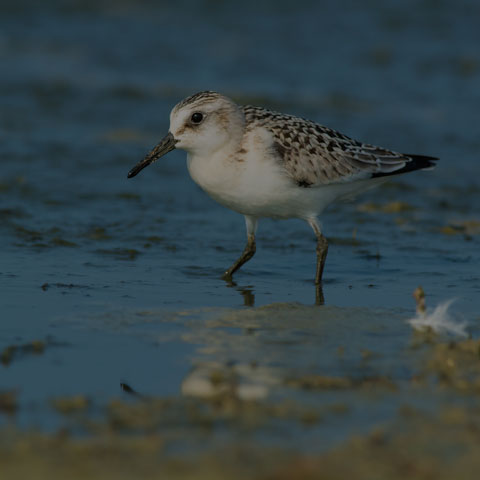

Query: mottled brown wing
[[242, 105, 436, 187]]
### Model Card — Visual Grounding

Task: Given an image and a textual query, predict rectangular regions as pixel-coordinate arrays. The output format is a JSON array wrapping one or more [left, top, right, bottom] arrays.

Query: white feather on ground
[[407, 299, 468, 337]]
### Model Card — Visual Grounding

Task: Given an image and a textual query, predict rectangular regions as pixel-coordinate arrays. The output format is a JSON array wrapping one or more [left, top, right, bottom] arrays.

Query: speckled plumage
[[173, 91, 222, 113], [241, 104, 435, 187], [170, 91, 436, 189], [128, 90, 438, 289]]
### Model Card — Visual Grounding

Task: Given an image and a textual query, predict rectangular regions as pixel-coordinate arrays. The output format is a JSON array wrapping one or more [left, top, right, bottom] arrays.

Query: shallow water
[[1, 0, 480, 463]]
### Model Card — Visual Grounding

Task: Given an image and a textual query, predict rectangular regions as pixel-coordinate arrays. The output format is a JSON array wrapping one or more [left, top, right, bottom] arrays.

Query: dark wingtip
[[405, 154, 439, 169], [372, 154, 439, 179]]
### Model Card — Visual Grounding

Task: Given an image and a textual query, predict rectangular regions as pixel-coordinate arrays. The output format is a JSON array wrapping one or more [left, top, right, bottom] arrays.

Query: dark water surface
[[1, 0, 480, 456]]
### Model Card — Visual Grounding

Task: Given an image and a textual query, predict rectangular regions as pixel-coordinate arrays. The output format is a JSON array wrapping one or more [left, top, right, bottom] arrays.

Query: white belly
[[187, 151, 325, 219], [186, 146, 380, 220]]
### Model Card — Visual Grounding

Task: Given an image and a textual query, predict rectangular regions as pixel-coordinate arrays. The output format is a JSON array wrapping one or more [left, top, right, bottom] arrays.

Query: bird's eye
[[190, 112, 204, 124]]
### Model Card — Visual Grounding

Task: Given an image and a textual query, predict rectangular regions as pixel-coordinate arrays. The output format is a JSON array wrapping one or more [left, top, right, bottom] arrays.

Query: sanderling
[[128, 91, 437, 285]]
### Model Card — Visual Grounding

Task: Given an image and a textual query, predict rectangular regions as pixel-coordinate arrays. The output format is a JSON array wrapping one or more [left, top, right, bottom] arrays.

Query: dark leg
[[308, 218, 329, 285], [222, 233, 256, 280], [314, 232, 329, 284], [315, 284, 325, 306], [222, 216, 258, 280]]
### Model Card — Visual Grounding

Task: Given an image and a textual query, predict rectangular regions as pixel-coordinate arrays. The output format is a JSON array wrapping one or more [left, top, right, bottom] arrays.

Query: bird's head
[[127, 91, 244, 178]]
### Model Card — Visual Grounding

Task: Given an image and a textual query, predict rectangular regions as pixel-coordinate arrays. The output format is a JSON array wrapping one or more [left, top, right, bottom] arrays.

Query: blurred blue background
[[1, 0, 479, 440]]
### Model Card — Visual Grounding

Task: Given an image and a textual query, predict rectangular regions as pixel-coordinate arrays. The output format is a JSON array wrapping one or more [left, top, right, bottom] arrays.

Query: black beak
[[127, 132, 177, 178]]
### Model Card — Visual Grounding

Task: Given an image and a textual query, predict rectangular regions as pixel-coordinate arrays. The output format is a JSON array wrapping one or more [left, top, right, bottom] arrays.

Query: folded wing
[[242, 105, 437, 188]]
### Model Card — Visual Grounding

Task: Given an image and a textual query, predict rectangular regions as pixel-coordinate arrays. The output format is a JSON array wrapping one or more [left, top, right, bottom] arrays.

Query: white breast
[[185, 126, 358, 220]]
